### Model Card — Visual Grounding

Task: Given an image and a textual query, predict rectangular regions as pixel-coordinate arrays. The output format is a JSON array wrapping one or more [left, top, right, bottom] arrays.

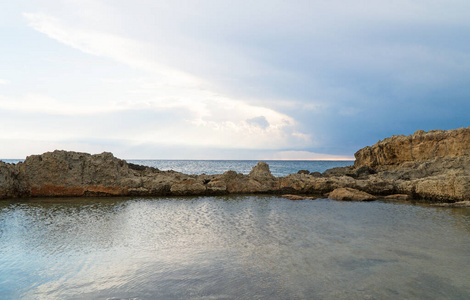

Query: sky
[[1, 0, 470, 160]]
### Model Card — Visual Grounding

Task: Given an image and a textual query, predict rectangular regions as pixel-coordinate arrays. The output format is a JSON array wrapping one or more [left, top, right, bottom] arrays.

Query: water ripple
[[0, 196, 469, 299]]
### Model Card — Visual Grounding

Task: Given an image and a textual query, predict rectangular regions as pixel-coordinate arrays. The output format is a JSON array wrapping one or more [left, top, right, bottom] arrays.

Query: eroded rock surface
[[355, 127, 470, 168]]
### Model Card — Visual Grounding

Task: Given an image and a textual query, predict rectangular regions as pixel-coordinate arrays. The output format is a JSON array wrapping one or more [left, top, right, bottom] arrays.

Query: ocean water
[[127, 160, 354, 177], [0, 196, 469, 299]]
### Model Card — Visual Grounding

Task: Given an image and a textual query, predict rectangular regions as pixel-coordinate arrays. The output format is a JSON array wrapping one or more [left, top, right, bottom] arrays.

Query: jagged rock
[[310, 172, 322, 177], [297, 170, 310, 175], [328, 188, 376, 201], [249, 162, 275, 180]]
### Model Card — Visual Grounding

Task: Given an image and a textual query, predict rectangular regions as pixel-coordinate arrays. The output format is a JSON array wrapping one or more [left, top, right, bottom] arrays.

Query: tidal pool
[[0, 196, 469, 299]]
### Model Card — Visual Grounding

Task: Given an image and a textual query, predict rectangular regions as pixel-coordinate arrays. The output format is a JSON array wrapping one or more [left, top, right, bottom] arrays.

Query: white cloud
[[269, 151, 354, 161], [0, 94, 115, 115], [0, 79, 10, 85], [19, 9, 313, 154]]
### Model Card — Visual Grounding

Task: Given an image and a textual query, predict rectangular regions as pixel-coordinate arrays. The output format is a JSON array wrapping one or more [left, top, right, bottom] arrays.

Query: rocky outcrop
[[354, 127, 470, 168], [1, 127, 470, 203]]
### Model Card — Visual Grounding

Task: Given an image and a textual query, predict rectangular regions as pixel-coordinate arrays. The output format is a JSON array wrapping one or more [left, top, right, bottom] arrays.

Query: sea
[[1, 160, 470, 299]]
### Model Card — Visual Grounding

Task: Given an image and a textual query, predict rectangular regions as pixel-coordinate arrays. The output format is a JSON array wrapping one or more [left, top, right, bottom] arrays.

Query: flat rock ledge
[[282, 194, 317, 200], [328, 188, 376, 201], [1, 127, 470, 204], [432, 201, 470, 208]]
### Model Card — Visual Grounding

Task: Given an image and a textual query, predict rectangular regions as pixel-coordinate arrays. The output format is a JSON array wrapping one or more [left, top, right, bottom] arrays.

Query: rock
[[432, 201, 470, 208], [328, 188, 376, 201], [170, 179, 207, 196], [297, 170, 310, 175], [0, 161, 28, 199], [355, 166, 375, 178], [354, 127, 470, 168], [323, 166, 355, 177], [310, 172, 322, 177], [18, 150, 135, 197], [282, 194, 316, 200], [323, 166, 374, 179], [249, 162, 275, 180], [384, 194, 411, 201], [413, 173, 470, 202]]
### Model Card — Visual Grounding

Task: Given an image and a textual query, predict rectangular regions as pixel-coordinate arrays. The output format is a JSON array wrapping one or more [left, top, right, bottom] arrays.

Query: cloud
[[0, 79, 10, 85], [19, 9, 313, 154], [0, 94, 115, 115], [269, 151, 354, 161]]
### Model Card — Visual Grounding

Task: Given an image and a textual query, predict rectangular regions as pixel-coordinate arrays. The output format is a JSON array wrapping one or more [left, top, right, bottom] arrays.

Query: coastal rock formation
[[19, 151, 132, 197], [1, 127, 470, 203], [354, 127, 470, 168]]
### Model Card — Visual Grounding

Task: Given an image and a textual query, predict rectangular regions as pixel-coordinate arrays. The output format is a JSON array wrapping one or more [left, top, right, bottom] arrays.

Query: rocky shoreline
[[1, 127, 470, 207]]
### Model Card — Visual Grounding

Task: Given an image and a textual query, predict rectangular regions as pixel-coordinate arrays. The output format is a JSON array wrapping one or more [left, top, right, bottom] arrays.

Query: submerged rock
[[384, 194, 412, 201], [432, 201, 470, 208]]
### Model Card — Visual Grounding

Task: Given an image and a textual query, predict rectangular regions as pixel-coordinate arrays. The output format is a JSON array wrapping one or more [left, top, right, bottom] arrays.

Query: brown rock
[[413, 173, 470, 202], [328, 187, 376, 201], [170, 179, 206, 196], [0, 161, 28, 199], [355, 127, 470, 168], [249, 162, 275, 180], [432, 201, 470, 207], [384, 194, 411, 201]]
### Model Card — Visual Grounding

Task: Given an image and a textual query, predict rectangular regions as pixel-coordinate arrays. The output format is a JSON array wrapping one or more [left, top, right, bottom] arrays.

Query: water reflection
[[0, 197, 469, 299]]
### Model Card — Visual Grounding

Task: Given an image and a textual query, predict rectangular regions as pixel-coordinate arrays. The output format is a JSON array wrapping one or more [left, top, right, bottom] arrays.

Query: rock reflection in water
[[0, 196, 469, 299]]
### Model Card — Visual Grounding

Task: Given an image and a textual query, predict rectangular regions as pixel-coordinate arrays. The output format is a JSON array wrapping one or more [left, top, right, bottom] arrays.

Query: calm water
[[1, 159, 353, 177], [1, 196, 469, 299]]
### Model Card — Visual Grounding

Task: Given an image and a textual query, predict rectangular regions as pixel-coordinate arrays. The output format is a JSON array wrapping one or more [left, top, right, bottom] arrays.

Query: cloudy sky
[[1, 0, 469, 159]]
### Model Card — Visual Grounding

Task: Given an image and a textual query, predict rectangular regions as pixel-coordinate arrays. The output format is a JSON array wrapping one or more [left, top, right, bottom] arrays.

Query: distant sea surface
[[1, 159, 353, 177], [126, 160, 353, 177]]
